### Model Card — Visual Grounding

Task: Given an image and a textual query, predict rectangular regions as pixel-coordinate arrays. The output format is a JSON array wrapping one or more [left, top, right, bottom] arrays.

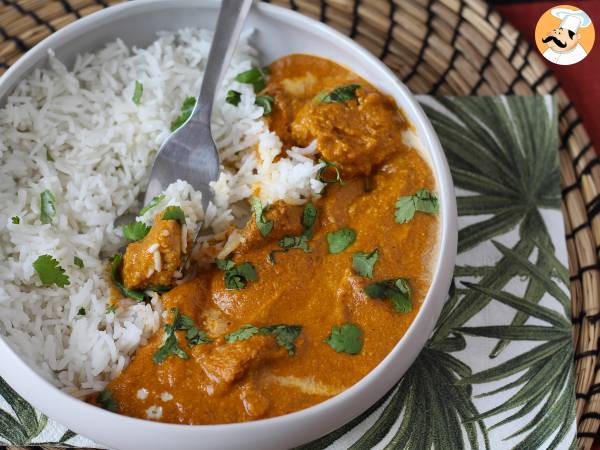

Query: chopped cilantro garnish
[[105, 303, 117, 314], [122, 221, 151, 241], [147, 284, 172, 293], [352, 248, 379, 279], [97, 389, 118, 412], [278, 235, 310, 252], [170, 96, 196, 131], [162, 206, 186, 225], [301, 202, 317, 231], [250, 197, 273, 237], [216, 258, 258, 289], [132, 80, 143, 105], [326, 228, 356, 254], [226, 90, 241, 106], [109, 253, 146, 302], [74, 256, 84, 269], [186, 327, 211, 346], [363, 278, 412, 313], [315, 84, 360, 104], [46, 149, 54, 162], [40, 189, 56, 224], [77, 307, 86, 316], [234, 67, 269, 93], [33, 255, 70, 287], [11, 216, 19, 224], [153, 308, 210, 364], [324, 323, 363, 355], [139, 194, 165, 216], [268, 235, 310, 264], [255, 95, 274, 116], [225, 324, 302, 355], [395, 188, 439, 224], [269, 203, 317, 263], [225, 324, 260, 343], [317, 159, 343, 185]]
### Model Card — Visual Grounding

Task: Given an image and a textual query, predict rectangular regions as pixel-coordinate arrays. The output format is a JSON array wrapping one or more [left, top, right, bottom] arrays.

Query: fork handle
[[192, 0, 253, 125]]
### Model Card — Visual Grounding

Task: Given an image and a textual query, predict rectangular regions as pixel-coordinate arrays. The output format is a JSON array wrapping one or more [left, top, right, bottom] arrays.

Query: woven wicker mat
[[1, 0, 599, 449]]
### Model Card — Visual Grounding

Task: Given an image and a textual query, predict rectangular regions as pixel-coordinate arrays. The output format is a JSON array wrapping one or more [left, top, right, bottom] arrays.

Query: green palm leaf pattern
[[0, 377, 46, 445], [0, 96, 574, 449], [421, 96, 560, 254], [459, 278, 574, 450]]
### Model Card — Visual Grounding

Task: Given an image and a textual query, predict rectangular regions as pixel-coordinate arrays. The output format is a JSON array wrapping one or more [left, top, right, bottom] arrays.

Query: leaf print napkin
[[0, 96, 576, 449]]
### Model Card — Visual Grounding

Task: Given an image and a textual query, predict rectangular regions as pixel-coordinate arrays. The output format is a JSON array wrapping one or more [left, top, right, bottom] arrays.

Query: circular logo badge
[[535, 4, 595, 66]]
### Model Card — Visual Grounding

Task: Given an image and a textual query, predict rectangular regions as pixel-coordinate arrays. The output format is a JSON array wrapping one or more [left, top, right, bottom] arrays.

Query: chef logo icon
[[535, 5, 595, 65]]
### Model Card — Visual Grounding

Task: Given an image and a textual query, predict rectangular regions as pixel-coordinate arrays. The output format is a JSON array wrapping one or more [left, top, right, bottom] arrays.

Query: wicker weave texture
[[1, 0, 599, 449]]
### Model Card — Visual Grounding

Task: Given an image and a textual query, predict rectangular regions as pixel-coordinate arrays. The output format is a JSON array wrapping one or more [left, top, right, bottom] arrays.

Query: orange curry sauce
[[95, 55, 439, 424]]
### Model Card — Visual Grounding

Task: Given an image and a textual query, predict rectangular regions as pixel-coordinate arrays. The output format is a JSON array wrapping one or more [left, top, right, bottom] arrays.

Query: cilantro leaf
[[302, 202, 317, 231], [40, 189, 56, 224], [315, 84, 360, 104], [395, 188, 439, 224], [217, 259, 258, 289], [132, 80, 143, 105], [364, 278, 412, 312], [162, 206, 186, 225], [216, 258, 235, 271], [139, 194, 165, 216], [262, 325, 302, 355], [122, 221, 151, 241], [326, 228, 356, 254], [147, 284, 172, 293], [74, 256, 84, 269], [235, 67, 269, 93], [225, 324, 261, 343], [226, 90, 241, 106], [268, 235, 311, 264], [46, 149, 54, 162], [250, 197, 273, 237], [105, 303, 117, 314], [317, 159, 343, 185], [109, 253, 146, 302], [269, 203, 317, 263], [153, 332, 188, 363], [225, 324, 302, 355], [77, 307, 86, 316], [255, 95, 274, 116], [280, 235, 310, 251], [11, 216, 19, 224], [324, 323, 363, 354], [97, 389, 118, 412], [352, 248, 379, 278], [154, 308, 211, 363], [186, 327, 211, 346], [33, 255, 70, 287], [170, 96, 196, 131]]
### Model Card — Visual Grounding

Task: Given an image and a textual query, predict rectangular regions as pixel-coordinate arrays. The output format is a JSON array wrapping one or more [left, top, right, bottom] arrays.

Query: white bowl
[[0, 1, 457, 449]]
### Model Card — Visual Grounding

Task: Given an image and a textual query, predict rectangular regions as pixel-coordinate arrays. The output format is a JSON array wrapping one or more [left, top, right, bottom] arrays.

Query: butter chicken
[[94, 55, 439, 424]]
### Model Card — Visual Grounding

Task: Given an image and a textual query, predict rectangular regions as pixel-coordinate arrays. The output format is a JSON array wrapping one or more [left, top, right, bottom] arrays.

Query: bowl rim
[[0, 0, 457, 443]]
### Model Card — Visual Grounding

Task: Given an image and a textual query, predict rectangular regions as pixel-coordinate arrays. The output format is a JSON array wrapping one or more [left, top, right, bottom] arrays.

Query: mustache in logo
[[542, 35, 567, 48]]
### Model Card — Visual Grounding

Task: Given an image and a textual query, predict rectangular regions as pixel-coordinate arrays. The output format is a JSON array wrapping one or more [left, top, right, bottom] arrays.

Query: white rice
[[0, 29, 324, 394]]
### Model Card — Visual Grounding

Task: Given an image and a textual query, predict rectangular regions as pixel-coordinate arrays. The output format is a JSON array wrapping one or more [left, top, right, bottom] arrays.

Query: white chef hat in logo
[[551, 8, 592, 33]]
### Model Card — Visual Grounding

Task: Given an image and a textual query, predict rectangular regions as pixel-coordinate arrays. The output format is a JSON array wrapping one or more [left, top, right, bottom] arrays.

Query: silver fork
[[143, 0, 253, 220]]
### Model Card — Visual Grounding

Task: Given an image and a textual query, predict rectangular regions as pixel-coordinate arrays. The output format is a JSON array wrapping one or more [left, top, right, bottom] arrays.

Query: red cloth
[[495, 1, 600, 155]]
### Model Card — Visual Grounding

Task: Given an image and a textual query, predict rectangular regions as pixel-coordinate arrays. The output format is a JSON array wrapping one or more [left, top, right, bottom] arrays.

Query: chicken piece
[[291, 88, 407, 177], [198, 336, 284, 385], [122, 214, 183, 290], [237, 201, 309, 253], [239, 380, 270, 419], [265, 72, 318, 148]]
